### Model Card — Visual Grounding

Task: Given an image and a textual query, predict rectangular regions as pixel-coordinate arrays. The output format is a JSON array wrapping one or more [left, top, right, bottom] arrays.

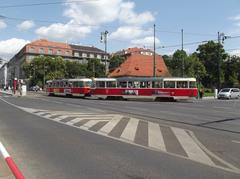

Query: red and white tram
[[91, 77, 198, 101], [46, 78, 92, 97]]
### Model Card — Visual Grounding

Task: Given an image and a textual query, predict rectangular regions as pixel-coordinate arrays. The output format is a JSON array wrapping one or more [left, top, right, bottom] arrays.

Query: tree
[[22, 56, 66, 88], [163, 50, 187, 77], [65, 61, 88, 78], [109, 55, 125, 72], [196, 41, 227, 88], [222, 55, 240, 87], [87, 58, 105, 77]]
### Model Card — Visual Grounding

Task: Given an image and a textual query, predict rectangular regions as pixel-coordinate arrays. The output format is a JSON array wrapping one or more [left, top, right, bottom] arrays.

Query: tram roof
[[68, 78, 92, 82], [93, 78, 117, 81], [116, 77, 196, 82]]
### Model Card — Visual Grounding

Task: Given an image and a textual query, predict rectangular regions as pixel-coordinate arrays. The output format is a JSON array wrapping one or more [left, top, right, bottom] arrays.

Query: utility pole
[[181, 29, 184, 77], [101, 30, 109, 76], [153, 24, 156, 77], [217, 32, 227, 90]]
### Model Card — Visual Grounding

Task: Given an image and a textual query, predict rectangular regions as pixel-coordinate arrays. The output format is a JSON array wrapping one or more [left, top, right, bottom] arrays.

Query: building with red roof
[[109, 48, 171, 78]]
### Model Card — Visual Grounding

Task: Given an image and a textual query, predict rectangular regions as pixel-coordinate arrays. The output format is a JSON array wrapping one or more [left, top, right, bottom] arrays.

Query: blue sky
[[0, 0, 240, 60]]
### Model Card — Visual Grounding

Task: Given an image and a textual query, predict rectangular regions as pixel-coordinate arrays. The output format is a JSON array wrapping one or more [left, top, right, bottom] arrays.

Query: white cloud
[[17, 20, 35, 31], [229, 49, 240, 57], [0, 38, 30, 60], [35, 0, 155, 42], [118, 1, 154, 25], [229, 14, 240, 21], [36, 21, 91, 41], [110, 26, 146, 40], [64, 0, 122, 25], [0, 20, 7, 29], [131, 36, 160, 46]]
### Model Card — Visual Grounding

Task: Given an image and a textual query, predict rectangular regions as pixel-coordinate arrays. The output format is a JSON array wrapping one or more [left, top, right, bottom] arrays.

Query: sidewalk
[[0, 158, 14, 179], [0, 90, 13, 96]]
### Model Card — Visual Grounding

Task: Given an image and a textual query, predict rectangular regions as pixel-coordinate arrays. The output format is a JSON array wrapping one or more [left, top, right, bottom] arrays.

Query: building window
[[57, 50, 62, 55], [39, 48, 44, 54], [29, 47, 35, 53], [97, 54, 101, 59], [89, 54, 95, 58], [82, 53, 87, 58], [65, 51, 70, 56], [48, 49, 53, 54], [74, 52, 79, 57]]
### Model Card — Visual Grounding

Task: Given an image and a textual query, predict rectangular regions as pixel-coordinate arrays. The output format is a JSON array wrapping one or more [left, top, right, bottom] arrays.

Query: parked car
[[217, 88, 240, 99], [30, 85, 40, 92]]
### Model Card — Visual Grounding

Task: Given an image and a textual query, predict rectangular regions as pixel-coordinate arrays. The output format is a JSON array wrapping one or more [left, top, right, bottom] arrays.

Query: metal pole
[[104, 30, 108, 76], [181, 29, 184, 77], [217, 32, 221, 91], [153, 24, 156, 77]]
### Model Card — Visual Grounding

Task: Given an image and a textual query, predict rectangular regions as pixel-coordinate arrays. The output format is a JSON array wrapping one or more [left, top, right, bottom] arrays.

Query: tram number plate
[[123, 90, 138, 95], [64, 89, 72, 94]]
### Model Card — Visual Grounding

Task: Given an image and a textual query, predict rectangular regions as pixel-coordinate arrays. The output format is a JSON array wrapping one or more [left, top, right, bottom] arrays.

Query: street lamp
[[101, 30, 109, 76]]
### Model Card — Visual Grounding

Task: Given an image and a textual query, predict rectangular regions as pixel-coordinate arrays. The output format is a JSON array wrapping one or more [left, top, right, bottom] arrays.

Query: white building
[[0, 63, 8, 88]]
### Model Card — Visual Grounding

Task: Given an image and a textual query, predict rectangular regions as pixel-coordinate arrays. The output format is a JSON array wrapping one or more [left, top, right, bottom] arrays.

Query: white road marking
[[148, 122, 166, 151], [120, 118, 139, 142], [53, 115, 69, 121], [232, 140, 240, 144], [80, 120, 109, 130], [98, 115, 122, 135], [171, 127, 214, 166], [65, 118, 85, 125]]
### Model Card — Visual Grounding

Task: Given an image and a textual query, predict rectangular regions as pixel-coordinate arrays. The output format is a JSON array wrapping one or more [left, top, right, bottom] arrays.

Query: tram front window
[[189, 81, 197, 88], [84, 81, 92, 87]]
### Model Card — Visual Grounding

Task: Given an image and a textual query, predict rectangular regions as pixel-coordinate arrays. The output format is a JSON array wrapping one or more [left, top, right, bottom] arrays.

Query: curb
[[0, 142, 25, 179], [0, 91, 13, 96]]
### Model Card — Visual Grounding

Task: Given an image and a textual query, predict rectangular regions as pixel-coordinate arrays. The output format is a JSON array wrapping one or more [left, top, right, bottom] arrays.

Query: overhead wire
[[0, 0, 99, 9]]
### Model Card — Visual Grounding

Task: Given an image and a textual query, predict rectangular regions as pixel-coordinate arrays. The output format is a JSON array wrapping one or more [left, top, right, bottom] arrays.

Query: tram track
[[33, 95, 240, 134]]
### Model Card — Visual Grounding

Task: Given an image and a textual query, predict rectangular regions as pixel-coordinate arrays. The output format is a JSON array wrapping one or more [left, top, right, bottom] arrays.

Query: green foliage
[[109, 55, 125, 71], [196, 41, 227, 88], [222, 55, 240, 87], [87, 58, 105, 77], [163, 50, 206, 80]]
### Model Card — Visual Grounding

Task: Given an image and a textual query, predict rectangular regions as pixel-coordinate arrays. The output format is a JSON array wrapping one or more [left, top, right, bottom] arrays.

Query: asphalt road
[[0, 94, 239, 179]]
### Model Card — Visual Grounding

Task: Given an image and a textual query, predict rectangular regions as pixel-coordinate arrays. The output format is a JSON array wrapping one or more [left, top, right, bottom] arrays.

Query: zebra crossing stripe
[[53, 115, 69, 121], [80, 120, 109, 130], [44, 114, 56, 118], [98, 115, 122, 135], [148, 122, 166, 151], [120, 118, 139, 142], [65, 118, 85, 125], [171, 127, 214, 166]]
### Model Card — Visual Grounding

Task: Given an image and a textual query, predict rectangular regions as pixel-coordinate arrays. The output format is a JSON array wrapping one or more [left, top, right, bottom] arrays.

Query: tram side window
[[154, 81, 162, 88], [164, 81, 175, 88], [84, 81, 92, 87], [60, 81, 64, 87], [189, 81, 197, 88], [73, 82, 78, 87], [96, 81, 105, 88], [106, 81, 117, 88], [177, 81, 188, 88], [118, 82, 127, 88], [78, 81, 84, 87], [56, 81, 60, 87]]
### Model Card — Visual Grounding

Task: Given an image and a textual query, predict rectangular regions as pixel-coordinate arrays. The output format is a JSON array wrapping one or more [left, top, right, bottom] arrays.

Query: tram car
[[91, 77, 198, 101], [46, 78, 92, 97]]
